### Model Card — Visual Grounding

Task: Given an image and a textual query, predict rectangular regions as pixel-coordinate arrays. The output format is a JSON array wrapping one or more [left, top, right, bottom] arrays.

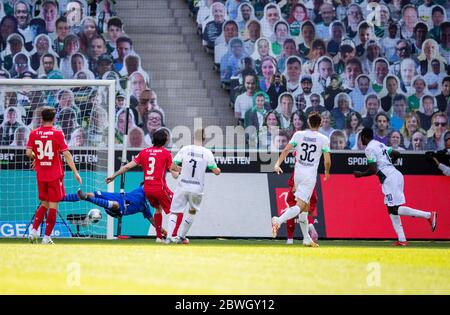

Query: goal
[[0, 79, 116, 239]]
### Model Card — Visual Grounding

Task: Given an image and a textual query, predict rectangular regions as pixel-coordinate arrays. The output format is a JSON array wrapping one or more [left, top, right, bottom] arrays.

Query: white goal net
[[0, 79, 115, 239]]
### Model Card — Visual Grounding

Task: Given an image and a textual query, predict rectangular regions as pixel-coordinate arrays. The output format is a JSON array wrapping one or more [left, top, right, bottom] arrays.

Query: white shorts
[[382, 170, 406, 207], [293, 176, 316, 204], [170, 189, 203, 214]]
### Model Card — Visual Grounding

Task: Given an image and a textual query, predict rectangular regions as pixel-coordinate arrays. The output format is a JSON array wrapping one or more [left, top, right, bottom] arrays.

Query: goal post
[[0, 79, 116, 240]]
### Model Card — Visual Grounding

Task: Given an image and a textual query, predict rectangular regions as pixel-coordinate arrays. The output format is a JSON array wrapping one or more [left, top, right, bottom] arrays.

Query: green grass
[[0, 238, 449, 294]]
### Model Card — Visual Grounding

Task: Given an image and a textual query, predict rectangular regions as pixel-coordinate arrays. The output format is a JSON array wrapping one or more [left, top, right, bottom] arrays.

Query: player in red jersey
[[26, 107, 82, 244], [285, 173, 318, 244], [106, 129, 181, 242]]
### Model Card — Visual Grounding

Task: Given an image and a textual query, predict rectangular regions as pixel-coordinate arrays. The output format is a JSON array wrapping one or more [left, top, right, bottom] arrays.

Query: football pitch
[[0, 238, 449, 295]]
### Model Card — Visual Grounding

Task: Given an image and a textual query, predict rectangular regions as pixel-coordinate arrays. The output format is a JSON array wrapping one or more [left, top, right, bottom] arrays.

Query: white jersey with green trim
[[364, 140, 397, 178], [173, 145, 217, 194], [289, 130, 330, 179]]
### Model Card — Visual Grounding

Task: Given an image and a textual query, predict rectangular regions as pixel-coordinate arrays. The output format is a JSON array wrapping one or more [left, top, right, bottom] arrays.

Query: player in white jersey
[[272, 113, 332, 247], [354, 128, 437, 246], [165, 129, 221, 244]]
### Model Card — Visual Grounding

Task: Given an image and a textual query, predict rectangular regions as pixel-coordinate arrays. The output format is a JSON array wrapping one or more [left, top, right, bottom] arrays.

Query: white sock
[[166, 213, 178, 239], [298, 212, 312, 244], [398, 206, 430, 219], [390, 214, 406, 242], [43, 235, 51, 240], [276, 206, 301, 225], [31, 228, 37, 235], [178, 213, 195, 238]]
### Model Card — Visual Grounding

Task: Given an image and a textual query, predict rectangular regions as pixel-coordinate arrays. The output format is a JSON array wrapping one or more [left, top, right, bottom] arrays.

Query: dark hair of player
[[194, 128, 206, 143], [152, 129, 168, 147], [41, 107, 56, 122], [308, 112, 322, 128], [360, 127, 374, 145]]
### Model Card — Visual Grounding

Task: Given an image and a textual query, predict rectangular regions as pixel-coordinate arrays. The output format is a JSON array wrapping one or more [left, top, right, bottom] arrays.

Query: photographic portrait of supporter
[[319, 110, 335, 139], [10, 125, 30, 147], [56, 107, 79, 141], [276, 38, 298, 74], [250, 36, 274, 75], [355, 21, 375, 58], [351, 130, 366, 150], [113, 36, 133, 73], [120, 55, 148, 82], [235, 72, 258, 126], [289, 110, 307, 136], [244, 90, 270, 142], [41, 0, 58, 36], [400, 111, 427, 149], [266, 73, 287, 110], [295, 75, 313, 111], [371, 4, 392, 39], [0, 106, 25, 145], [78, 16, 98, 56], [417, 95, 437, 131], [411, 22, 428, 59], [428, 5, 447, 43], [105, 16, 124, 57], [202, 1, 226, 50], [87, 104, 108, 147], [68, 126, 87, 147], [381, 75, 403, 114], [408, 130, 427, 151], [423, 59, 446, 97], [214, 20, 238, 68], [305, 93, 326, 116], [425, 112, 448, 150], [271, 20, 290, 57], [96, 0, 117, 34], [345, 112, 363, 149], [407, 75, 429, 111], [87, 34, 107, 75], [329, 129, 348, 150], [315, 2, 335, 41], [342, 57, 362, 91], [302, 39, 326, 76], [224, 0, 243, 21], [0, 15, 20, 52], [327, 21, 345, 58], [297, 20, 316, 60], [275, 92, 295, 130], [11, 52, 33, 78], [243, 19, 261, 56], [350, 74, 374, 114], [391, 39, 412, 76], [74, 69, 95, 80], [399, 58, 418, 94], [14, 0, 32, 47], [53, 17, 70, 56], [312, 56, 334, 95], [286, 3, 308, 37], [115, 107, 136, 144], [30, 34, 59, 71], [59, 34, 80, 78], [388, 130, 406, 151], [129, 70, 150, 107], [373, 112, 392, 145], [260, 3, 281, 39], [391, 94, 409, 132], [196, 0, 214, 33], [363, 94, 381, 128], [103, 70, 124, 96], [440, 22, 450, 67], [258, 110, 281, 151], [66, 52, 88, 79], [381, 22, 400, 64], [418, 0, 434, 28], [143, 109, 164, 147], [343, 3, 364, 40], [271, 129, 290, 151], [323, 73, 347, 111], [283, 55, 302, 98], [95, 53, 113, 79], [399, 5, 418, 40], [236, 2, 255, 36], [435, 76, 450, 113], [331, 92, 354, 131], [134, 88, 152, 127], [387, 0, 403, 21], [220, 37, 247, 85], [128, 126, 145, 148], [56, 89, 80, 124], [362, 40, 382, 76], [418, 39, 447, 76], [258, 56, 277, 93], [1, 32, 27, 73]]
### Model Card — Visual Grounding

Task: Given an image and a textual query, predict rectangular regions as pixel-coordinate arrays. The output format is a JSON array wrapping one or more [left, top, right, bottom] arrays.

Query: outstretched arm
[[353, 162, 378, 178], [106, 160, 137, 184], [323, 152, 331, 181], [274, 143, 294, 174], [170, 163, 181, 179], [63, 150, 82, 184]]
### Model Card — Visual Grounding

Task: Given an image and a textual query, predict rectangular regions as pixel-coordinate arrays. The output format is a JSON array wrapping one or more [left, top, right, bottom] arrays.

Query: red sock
[[308, 215, 315, 225], [286, 218, 296, 239], [173, 213, 183, 237], [32, 205, 48, 230], [154, 212, 162, 238], [45, 208, 57, 236]]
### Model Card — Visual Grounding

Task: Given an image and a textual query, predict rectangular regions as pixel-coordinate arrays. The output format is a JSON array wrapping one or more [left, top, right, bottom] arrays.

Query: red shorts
[[38, 179, 66, 202], [144, 187, 173, 214], [287, 186, 317, 215]]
